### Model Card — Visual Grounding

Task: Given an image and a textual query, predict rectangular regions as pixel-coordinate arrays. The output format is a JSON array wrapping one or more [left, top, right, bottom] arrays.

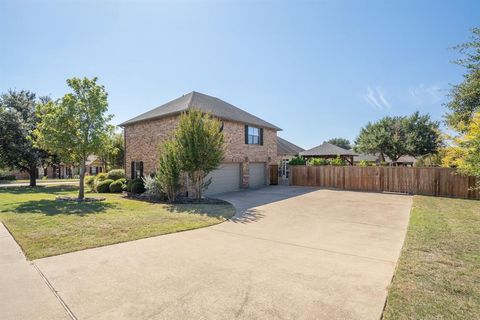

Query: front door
[[280, 159, 289, 180]]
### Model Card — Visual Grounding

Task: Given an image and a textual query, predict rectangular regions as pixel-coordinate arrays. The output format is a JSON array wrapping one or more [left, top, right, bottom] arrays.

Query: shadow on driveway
[[214, 185, 318, 223]]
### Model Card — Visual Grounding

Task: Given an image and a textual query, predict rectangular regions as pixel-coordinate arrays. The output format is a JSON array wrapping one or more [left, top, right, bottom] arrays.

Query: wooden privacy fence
[[290, 166, 479, 200]]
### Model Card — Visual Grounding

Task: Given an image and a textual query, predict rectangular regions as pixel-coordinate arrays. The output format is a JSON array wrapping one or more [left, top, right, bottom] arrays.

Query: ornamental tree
[[35, 77, 113, 199], [0, 90, 49, 187], [174, 108, 224, 199], [355, 112, 441, 163]]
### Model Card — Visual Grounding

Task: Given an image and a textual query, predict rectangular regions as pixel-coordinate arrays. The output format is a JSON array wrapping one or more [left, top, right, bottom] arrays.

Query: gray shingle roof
[[119, 91, 281, 130], [300, 142, 358, 157], [353, 153, 379, 162], [277, 137, 304, 155]]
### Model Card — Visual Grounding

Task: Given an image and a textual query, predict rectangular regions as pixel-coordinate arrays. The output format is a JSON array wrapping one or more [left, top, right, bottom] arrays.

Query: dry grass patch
[[0, 186, 235, 260], [383, 196, 480, 320]]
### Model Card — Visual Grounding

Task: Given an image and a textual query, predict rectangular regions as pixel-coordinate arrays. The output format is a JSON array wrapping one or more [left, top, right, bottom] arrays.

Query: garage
[[249, 162, 266, 188], [204, 163, 241, 196]]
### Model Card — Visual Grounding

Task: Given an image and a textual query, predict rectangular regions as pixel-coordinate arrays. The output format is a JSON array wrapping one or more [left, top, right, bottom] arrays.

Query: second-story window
[[245, 125, 263, 145], [248, 126, 260, 144]]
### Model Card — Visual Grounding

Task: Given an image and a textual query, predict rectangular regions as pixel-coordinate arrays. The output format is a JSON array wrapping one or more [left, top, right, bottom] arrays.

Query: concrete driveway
[[34, 186, 412, 320]]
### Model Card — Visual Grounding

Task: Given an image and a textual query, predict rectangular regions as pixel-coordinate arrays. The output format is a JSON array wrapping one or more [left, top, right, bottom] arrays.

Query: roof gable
[[300, 142, 358, 157], [119, 91, 281, 130]]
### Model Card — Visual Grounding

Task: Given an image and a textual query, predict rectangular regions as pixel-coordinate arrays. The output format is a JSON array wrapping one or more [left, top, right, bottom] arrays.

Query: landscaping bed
[[383, 196, 480, 319], [0, 185, 235, 260]]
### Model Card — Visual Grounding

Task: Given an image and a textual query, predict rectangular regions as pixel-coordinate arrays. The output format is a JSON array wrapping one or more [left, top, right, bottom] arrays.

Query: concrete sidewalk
[[0, 223, 68, 320]]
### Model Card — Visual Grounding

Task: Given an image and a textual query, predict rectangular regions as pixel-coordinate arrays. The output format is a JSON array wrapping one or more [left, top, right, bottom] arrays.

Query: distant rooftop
[[300, 142, 358, 157], [119, 91, 281, 130]]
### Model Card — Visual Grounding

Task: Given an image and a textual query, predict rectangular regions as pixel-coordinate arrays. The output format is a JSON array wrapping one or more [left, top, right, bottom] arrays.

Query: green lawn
[[0, 186, 235, 260], [383, 196, 480, 320]]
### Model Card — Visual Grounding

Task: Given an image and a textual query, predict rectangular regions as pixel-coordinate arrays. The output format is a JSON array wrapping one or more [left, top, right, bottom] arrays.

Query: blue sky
[[1, 0, 479, 149]]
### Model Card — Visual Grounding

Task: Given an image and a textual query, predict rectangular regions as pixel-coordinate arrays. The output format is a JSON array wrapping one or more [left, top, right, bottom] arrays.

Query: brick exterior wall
[[124, 116, 277, 188]]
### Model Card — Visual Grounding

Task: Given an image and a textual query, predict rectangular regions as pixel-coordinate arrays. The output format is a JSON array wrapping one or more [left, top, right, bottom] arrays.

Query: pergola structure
[[299, 142, 358, 165]]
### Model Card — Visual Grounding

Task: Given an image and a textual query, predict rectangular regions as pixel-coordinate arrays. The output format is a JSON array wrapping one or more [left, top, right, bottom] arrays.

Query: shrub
[[131, 181, 145, 194], [330, 155, 346, 166], [109, 179, 124, 193], [0, 174, 16, 181], [126, 178, 142, 192], [288, 156, 306, 165], [308, 158, 329, 166], [143, 175, 163, 199], [96, 172, 108, 181], [84, 175, 96, 191], [358, 160, 370, 167], [97, 179, 114, 193], [157, 140, 181, 201], [107, 169, 125, 181]]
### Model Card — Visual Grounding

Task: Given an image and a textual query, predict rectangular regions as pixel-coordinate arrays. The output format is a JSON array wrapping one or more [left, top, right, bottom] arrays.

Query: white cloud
[[409, 83, 444, 106], [361, 86, 391, 110]]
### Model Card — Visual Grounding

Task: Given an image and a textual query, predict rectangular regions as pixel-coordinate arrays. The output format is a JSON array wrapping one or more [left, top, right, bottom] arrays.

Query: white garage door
[[204, 163, 241, 196], [249, 162, 266, 188]]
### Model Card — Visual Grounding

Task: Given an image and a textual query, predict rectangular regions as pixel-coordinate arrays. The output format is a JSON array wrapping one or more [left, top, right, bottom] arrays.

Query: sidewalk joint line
[[32, 262, 78, 320]]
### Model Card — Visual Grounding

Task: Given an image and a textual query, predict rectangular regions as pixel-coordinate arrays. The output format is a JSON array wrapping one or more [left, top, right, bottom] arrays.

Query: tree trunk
[[78, 162, 86, 200], [29, 165, 37, 187]]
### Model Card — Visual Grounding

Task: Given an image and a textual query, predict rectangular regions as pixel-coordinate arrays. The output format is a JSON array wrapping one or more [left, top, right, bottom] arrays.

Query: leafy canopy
[[445, 27, 480, 132], [174, 108, 224, 199], [327, 138, 351, 150], [35, 77, 113, 198], [355, 112, 441, 162], [0, 90, 48, 186]]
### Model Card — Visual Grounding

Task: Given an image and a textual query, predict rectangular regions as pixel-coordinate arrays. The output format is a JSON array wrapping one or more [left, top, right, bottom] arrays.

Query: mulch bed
[[56, 196, 106, 202], [122, 192, 228, 205]]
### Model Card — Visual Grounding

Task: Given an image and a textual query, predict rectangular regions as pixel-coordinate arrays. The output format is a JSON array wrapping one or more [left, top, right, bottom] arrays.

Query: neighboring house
[[85, 155, 105, 176], [353, 153, 418, 166], [8, 155, 104, 180], [300, 142, 358, 165], [119, 91, 281, 195], [277, 136, 304, 181]]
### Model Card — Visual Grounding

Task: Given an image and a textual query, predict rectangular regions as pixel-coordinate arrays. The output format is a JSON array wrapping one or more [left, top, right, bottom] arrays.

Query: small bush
[[97, 179, 114, 193], [107, 169, 125, 181], [0, 174, 16, 181], [308, 158, 329, 166], [358, 160, 371, 167], [330, 155, 346, 166], [288, 156, 306, 165], [109, 180, 124, 193], [84, 175, 96, 191], [131, 181, 145, 194], [126, 178, 143, 192], [143, 175, 163, 199], [42, 176, 49, 180], [96, 172, 108, 181]]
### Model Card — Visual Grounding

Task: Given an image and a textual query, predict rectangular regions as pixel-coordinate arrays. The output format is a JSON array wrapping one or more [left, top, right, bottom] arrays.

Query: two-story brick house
[[120, 91, 281, 195]]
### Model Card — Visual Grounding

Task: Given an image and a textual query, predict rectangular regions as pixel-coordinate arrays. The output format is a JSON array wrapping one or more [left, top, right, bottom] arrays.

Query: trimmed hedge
[[127, 178, 143, 192], [107, 169, 125, 181], [0, 175, 16, 180], [109, 180, 124, 193], [131, 181, 145, 194], [96, 173, 108, 182], [97, 179, 114, 193]]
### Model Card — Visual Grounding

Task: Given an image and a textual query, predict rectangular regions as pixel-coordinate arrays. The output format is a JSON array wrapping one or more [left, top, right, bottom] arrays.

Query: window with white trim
[[248, 126, 260, 145]]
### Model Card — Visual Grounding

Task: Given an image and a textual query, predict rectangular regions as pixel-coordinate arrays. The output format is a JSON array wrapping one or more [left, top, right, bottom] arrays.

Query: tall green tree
[[100, 130, 124, 171], [327, 137, 352, 150], [355, 112, 440, 163], [36, 77, 113, 199], [0, 90, 48, 187], [156, 139, 181, 202], [445, 27, 480, 132], [174, 108, 224, 199], [443, 28, 480, 183]]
